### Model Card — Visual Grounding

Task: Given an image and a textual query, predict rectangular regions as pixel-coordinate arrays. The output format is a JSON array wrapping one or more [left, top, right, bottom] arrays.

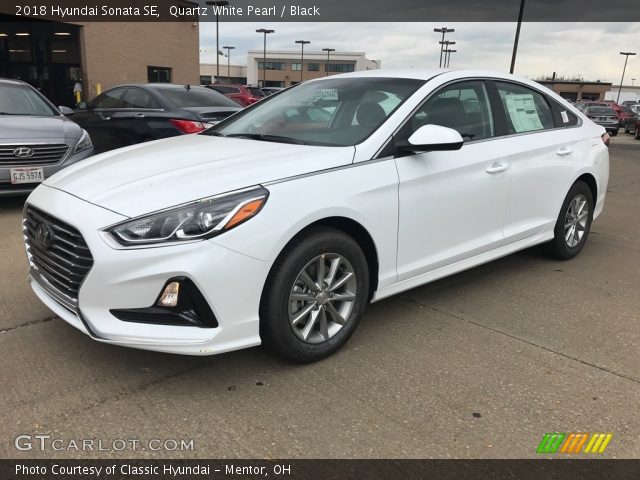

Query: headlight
[[75, 129, 92, 152], [106, 187, 269, 247]]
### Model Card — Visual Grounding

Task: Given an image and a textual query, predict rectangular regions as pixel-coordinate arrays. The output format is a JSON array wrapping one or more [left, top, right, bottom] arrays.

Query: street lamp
[[440, 41, 455, 68], [223, 45, 235, 83], [510, 0, 526, 74], [445, 49, 457, 68], [256, 28, 275, 88], [322, 47, 335, 76], [295, 40, 310, 83], [206, 1, 229, 84], [617, 52, 637, 103], [433, 27, 454, 68]]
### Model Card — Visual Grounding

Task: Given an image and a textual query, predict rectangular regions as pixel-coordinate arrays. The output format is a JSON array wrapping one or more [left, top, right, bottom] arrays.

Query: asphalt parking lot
[[1, 135, 639, 459]]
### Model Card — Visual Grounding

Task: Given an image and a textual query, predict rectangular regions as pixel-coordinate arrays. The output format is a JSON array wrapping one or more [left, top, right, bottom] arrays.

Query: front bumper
[[0, 147, 94, 196], [25, 185, 270, 355]]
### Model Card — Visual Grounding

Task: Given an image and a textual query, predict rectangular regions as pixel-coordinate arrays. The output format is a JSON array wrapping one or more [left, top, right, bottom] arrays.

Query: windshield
[[209, 77, 425, 146], [161, 87, 240, 108], [0, 83, 58, 116]]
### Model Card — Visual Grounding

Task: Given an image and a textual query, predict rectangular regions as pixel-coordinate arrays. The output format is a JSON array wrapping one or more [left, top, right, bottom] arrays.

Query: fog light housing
[[158, 281, 180, 307], [110, 277, 218, 328]]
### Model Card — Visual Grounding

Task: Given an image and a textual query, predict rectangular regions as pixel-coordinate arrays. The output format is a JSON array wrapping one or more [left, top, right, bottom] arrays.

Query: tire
[[610, 129, 618, 137], [624, 123, 630, 134], [636, 127, 640, 140], [260, 226, 370, 363], [543, 181, 594, 260]]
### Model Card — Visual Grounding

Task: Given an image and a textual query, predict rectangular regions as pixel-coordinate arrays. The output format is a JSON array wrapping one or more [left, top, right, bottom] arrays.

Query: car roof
[[107, 83, 208, 90], [0, 77, 29, 86]]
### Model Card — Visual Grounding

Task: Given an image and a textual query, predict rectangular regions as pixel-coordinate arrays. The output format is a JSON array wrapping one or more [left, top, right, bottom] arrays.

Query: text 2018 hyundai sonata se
[[23, 70, 609, 362]]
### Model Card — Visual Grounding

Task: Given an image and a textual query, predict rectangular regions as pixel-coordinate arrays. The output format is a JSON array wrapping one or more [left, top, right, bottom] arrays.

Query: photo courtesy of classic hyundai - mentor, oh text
[[23, 69, 609, 363]]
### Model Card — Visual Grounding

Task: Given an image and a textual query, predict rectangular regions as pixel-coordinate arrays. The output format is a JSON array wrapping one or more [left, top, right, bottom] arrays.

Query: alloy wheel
[[564, 194, 589, 248], [288, 253, 357, 344]]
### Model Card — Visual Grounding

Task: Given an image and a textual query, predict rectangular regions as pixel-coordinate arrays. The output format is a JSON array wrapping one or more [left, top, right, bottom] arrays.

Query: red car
[[633, 117, 640, 140], [602, 101, 635, 123], [207, 84, 265, 107]]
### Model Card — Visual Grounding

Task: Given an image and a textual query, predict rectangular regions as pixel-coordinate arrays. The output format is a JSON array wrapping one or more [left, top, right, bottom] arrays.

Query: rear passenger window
[[496, 82, 554, 134]]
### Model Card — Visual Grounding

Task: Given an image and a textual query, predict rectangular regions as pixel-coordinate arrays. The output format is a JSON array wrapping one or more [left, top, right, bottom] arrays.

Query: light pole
[[295, 40, 310, 83], [223, 45, 235, 83], [617, 52, 636, 103], [256, 28, 274, 88], [434, 27, 454, 68], [440, 41, 455, 68], [322, 47, 335, 76], [510, 0, 526, 74], [445, 49, 457, 68], [206, 1, 229, 84]]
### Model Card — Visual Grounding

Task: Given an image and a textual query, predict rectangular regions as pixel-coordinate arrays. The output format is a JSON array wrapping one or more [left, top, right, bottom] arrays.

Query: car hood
[[44, 134, 355, 218], [0, 115, 83, 141]]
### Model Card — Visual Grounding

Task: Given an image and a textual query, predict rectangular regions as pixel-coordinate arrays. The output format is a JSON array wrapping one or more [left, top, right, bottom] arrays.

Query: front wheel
[[543, 181, 594, 260], [260, 227, 370, 363], [636, 127, 640, 140]]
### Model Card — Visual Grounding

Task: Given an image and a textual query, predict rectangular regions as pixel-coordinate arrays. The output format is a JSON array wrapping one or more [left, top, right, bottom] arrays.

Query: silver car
[[0, 78, 94, 196]]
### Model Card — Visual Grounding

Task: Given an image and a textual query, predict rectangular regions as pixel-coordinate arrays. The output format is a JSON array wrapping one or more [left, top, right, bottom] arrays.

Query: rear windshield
[[588, 107, 615, 115], [248, 87, 265, 97], [160, 87, 240, 108], [0, 83, 58, 116]]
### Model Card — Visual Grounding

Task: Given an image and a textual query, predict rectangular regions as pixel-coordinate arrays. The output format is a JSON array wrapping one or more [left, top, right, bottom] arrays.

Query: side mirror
[[399, 124, 464, 153], [76, 101, 88, 110], [58, 106, 74, 116]]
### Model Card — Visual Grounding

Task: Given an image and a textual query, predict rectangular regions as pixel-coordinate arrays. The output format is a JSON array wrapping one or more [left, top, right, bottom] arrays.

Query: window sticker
[[561, 110, 569, 123], [504, 93, 544, 132]]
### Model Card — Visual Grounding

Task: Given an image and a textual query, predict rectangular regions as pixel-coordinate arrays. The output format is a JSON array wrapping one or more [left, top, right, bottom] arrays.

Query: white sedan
[[23, 69, 609, 362]]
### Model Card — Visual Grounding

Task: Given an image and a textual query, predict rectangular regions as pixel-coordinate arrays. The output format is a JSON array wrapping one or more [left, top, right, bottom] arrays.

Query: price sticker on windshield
[[319, 89, 339, 101]]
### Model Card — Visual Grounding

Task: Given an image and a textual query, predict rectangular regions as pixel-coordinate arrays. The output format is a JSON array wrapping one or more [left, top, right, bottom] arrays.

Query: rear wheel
[[260, 227, 369, 363], [610, 129, 618, 137], [636, 127, 640, 140], [543, 181, 594, 260]]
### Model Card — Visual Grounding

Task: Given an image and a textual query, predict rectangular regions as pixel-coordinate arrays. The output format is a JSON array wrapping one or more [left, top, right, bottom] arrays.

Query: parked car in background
[[24, 69, 609, 362], [581, 105, 620, 135], [261, 87, 284, 96], [633, 117, 640, 140], [0, 77, 93, 196], [621, 100, 639, 107], [622, 109, 639, 134], [70, 84, 242, 153], [207, 84, 265, 106], [605, 102, 635, 125]]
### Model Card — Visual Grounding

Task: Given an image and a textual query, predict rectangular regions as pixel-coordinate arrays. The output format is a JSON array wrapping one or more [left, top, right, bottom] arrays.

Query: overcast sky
[[200, 22, 640, 84]]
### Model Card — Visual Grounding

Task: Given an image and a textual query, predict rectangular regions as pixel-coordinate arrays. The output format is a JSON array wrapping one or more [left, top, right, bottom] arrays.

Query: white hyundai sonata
[[23, 70, 609, 362]]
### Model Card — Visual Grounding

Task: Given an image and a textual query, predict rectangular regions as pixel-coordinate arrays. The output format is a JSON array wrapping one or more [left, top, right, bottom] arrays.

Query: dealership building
[[246, 50, 380, 87], [0, 11, 199, 107]]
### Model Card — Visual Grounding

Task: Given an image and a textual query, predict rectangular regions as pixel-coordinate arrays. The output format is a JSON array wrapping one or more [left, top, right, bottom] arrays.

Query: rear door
[[490, 80, 584, 244], [108, 87, 165, 147]]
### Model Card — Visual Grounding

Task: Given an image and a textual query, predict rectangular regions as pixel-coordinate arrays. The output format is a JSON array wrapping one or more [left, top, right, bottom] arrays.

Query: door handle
[[556, 147, 573, 156], [485, 162, 509, 174]]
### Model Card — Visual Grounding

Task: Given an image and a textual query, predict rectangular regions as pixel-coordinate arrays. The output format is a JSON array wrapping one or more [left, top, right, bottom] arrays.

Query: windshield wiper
[[223, 133, 307, 145]]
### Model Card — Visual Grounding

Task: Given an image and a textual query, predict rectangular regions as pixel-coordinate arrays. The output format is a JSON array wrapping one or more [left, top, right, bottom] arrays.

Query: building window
[[291, 63, 302, 71], [258, 62, 286, 71], [308, 63, 320, 72], [148, 66, 172, 83], [326, 63, 355, 73], [200, 75, 212, 85]]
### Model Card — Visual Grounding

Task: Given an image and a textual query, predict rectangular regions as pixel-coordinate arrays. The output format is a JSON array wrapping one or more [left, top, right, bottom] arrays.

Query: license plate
[[10, 167, 44, 184]]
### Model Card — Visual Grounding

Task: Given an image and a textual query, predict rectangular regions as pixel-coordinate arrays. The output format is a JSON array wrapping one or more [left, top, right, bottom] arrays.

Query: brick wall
[[76, 22, 199, 100]]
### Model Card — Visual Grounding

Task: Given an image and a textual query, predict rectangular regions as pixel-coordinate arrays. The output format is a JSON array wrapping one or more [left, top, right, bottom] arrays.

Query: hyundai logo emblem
[[35, 222, 54, 250], [13, 147, 35, 158]]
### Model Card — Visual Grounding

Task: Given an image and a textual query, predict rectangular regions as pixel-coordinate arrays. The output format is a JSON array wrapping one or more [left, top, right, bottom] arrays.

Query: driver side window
[[403, 81, 495, 143]]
